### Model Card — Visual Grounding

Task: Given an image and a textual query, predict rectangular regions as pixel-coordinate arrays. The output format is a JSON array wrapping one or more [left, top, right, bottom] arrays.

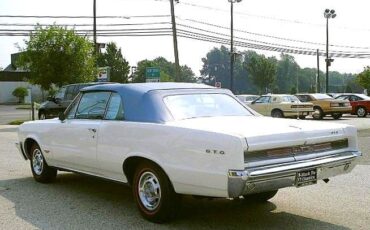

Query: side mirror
[[251, 101, 256, 104], [58, 112, 66, 121], [47, 96, 54, 101]]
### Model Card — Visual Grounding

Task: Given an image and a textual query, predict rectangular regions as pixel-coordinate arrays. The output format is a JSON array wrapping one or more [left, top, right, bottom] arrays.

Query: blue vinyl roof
[[81, 83, 228, 123]]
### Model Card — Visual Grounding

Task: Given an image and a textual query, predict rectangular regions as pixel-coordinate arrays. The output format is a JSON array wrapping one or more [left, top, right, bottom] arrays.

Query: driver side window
[[255, 96, 271, 104], [75, 92, 111, 119]]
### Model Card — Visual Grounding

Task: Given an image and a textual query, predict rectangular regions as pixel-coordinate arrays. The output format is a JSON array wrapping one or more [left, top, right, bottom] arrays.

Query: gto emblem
[[331, 131, 339, 135], [206, 149, 225, 155]]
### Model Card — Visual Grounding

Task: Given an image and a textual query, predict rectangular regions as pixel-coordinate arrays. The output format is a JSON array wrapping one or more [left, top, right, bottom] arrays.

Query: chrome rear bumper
[[228, 151, 361, 198]]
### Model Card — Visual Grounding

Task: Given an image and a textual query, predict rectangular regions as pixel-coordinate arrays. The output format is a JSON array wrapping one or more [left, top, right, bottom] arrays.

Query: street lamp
[[324, 9, 336, 93], [229, 0, 242, 93]]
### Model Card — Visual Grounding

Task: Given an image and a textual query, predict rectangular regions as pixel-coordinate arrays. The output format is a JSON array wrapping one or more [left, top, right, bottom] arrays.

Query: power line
[[3, 26, 370, 57], [0, 28, 172, 32], [0, 31, 173, 37], [0, 14, 170, 19], [176, 24, 370, 54], [0, 22, 171, 27], [2, 23, 370, 58], [177, 30, 370, 57], [178, 1, 370, 32], [178, 1, 323, 26], [178, 17, 370, 50], [2, 14, 369, 50], [177, 30, 370, 58]]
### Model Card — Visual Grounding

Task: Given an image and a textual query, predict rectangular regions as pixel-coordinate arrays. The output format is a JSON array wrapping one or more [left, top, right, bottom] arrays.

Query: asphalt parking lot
[[0, 112, 369, 229], [0, 105, 33, 125]]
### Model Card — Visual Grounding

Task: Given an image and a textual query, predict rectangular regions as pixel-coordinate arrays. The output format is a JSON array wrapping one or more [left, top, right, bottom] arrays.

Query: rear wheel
[[356, 107, 367, 117], [132, 161, 178, 223], [39, 111, 46, 120], [271, 110, 284, 118], [243, 190, 278, 202], [332, 113, 342, 120], [312, 107, 323, 120], [30, 143, 57, 183], [298, 115, 306, 119]]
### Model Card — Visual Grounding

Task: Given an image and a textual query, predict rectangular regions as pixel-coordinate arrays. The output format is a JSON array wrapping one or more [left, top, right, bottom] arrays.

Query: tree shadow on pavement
[[0, 173, 349, 230]]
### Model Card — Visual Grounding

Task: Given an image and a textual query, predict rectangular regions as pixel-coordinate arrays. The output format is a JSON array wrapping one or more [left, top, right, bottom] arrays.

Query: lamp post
[[324, 9, 336, 93], [229, 0, 242, 93]]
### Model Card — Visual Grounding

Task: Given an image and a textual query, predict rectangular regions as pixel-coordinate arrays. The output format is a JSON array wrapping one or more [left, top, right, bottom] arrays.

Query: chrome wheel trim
[[357, 107, 366, 117], [138, 171, 161, 211], [39, 113, 46, 120], [32, 149, 44, 175], [313, 109, 321, 119]]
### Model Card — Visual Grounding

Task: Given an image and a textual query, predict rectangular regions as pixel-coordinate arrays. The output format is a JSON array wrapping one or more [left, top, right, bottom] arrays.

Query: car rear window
[[164, 93, 252, 120]]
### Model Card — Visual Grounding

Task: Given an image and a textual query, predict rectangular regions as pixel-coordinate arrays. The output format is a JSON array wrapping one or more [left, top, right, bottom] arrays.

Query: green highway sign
[[145, 67, 160, 83], [145, 67, 160, 78]]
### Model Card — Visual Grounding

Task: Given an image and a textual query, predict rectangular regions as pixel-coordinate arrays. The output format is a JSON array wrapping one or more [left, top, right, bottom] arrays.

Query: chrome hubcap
[[138, 172, 161, 211], [40, 114, 45, 120], [32, 149, 44, 175], [313, 109, 321, 118], [358, 108, 366, 116]]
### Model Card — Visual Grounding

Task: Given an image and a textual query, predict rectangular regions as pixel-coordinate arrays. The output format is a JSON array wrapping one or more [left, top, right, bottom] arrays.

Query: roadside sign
[[146, 67, 160, 83], [97, 67, 110, 82], [146, 67, 160, 78], [215, 82, 221, 88]]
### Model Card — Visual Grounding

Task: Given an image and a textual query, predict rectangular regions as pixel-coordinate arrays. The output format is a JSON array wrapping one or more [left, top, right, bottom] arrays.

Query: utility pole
[[230, 1, 234, 93], [93, 0, 98, 55], [170, 0, 180, 82], [229, 0, 242, 93], [317, 49, 320, 93]]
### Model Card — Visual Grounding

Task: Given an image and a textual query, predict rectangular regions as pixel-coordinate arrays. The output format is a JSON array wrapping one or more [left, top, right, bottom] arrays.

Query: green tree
[[133, 57, 195, 83], [97, 42, 130, 83], [276, 54, 299, 93], [12, 87, 28, 103], [200, 46, 231, 88], [246, 54, 277, 94], [357, 66, 370, 92], [18, 25, 96, 90]]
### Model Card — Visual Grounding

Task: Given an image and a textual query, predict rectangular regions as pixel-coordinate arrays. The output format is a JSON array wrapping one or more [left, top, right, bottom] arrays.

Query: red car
[[335, 94, 370, 117]]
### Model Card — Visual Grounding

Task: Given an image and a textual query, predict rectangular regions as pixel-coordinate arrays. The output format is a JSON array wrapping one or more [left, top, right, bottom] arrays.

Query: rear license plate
[[296, 169, 317, 187]]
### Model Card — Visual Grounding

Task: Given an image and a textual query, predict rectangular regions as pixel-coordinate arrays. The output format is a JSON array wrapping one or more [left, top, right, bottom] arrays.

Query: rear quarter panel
[[97, 121, 245, 197]]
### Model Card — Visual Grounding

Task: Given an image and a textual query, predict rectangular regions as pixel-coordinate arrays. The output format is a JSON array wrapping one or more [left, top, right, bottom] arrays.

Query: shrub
[[12, 87, 29, 103]]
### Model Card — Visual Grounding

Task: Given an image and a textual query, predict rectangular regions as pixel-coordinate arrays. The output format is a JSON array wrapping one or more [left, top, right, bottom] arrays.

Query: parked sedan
[[335, 94, 370, 117], [248, 94, 313, 118], [236, 94, 259, 104], [296, 93, 352, 120], [38, 82, 113, 119], [16, 83, 361, 223]]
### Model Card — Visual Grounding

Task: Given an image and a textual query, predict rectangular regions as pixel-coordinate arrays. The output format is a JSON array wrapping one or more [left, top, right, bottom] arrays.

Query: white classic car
[[16, 83, 361, 223]]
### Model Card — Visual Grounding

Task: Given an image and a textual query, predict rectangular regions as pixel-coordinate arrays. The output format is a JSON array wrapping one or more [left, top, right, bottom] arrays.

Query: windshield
[[164, 94, 253, 120], [282, 95, 300, 102], [312, 94, 332, 100], [55, 86, 66, 99]]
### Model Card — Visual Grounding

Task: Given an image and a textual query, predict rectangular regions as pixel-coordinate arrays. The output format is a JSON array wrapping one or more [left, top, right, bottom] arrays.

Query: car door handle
[[88, 128, 97, 133]]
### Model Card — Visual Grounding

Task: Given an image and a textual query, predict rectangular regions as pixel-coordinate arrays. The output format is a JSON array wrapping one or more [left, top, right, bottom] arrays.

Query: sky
[[1, 0, 370, 76]]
